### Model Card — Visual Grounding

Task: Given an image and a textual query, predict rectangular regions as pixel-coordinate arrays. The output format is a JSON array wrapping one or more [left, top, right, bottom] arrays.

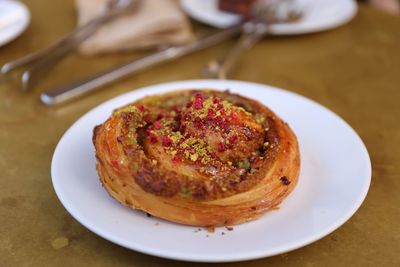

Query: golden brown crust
[[93, 89, 300, 226]]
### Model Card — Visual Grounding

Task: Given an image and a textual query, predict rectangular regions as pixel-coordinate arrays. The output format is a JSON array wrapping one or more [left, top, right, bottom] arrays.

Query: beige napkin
[[75, 0, 195, 55]]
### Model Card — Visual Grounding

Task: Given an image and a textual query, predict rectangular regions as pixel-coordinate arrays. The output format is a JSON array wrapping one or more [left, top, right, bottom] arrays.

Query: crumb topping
[[112, 90, 280, 200]]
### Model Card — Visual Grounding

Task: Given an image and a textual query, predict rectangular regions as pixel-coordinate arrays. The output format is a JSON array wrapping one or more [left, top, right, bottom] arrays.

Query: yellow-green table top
[[1, 1, 399, 266]]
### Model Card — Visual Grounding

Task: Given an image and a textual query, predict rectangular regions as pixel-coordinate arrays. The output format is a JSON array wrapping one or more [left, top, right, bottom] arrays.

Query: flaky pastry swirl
[[93, 89, 300, 226]]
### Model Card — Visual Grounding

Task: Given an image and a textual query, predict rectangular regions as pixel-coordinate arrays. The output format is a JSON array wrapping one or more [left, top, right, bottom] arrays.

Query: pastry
[[93, 89, 300, 226]]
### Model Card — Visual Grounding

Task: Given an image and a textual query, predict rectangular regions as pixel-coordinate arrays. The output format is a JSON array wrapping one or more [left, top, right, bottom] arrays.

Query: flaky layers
[[93, 89, 300, 226]]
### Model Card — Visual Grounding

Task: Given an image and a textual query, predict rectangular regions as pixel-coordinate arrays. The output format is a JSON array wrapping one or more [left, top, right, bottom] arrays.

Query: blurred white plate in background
[[0, 0, 30, 47], [180, 0, 357, 34]]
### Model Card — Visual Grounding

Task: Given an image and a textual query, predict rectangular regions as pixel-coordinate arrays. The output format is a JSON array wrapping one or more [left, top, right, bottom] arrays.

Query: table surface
[[1, 1, 399, 266]]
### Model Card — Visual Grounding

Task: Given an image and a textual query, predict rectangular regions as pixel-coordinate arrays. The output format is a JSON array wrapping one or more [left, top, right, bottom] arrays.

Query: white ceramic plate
[[180, 0, 357, 34], [51, 80, 371, 262], [0, 0, 30, 47]]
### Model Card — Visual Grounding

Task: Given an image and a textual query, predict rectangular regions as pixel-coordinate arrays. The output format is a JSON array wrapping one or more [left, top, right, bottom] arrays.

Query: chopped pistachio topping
[[238, 159, 251, 169], [255, 114, 265, 123], [114, 105, 139, 115], [180, 187, 192, 197], [190, 154, 198, 161]]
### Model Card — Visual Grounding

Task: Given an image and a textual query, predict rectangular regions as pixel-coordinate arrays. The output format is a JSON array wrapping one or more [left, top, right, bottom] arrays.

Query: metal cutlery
[[2, 0, 303, 106], [1, 0, 141, 91], [40, 24, 244, 106], [203, 0, 303, 79]]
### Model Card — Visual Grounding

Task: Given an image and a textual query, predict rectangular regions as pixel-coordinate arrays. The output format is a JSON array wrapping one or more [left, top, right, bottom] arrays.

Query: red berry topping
[[172, 156, 180, 164], [111, 159, 119, 167], [148, 132, 158, 143], [154, 121, 161, 130], [194, 117, 202, 129], [193, 97, 203, 109], [173, 105, 181, 113], [144, 115, 152, 123], [162, 136, 172, 146], [218, 142, 226, 152], [207, 109, 215, 119], [228, 135, 238, 144]]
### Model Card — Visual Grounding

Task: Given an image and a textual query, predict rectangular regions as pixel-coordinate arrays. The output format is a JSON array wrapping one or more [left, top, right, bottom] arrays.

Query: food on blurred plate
[[93, 89, 300, 226], [218, 0, 257, 18]]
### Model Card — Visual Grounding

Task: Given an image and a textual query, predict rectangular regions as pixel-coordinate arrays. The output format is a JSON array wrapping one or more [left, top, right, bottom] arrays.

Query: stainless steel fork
[[203, 0, 303, 79], [1, 0, 141, 91]]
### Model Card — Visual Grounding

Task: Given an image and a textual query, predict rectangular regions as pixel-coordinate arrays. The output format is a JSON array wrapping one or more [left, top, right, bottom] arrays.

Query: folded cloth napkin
[[75, 0, 195, 55]]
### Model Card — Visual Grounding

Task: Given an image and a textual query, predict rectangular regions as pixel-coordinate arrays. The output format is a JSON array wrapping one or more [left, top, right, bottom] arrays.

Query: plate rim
[[51, 79, 371, 262], [0, 0, 31, 47]]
